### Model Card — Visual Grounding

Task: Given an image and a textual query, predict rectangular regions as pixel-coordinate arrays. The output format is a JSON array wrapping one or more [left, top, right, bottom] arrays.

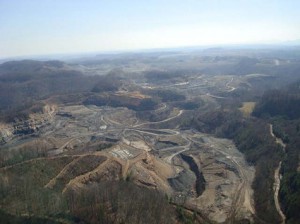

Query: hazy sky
[[1, 0, 300, 58]]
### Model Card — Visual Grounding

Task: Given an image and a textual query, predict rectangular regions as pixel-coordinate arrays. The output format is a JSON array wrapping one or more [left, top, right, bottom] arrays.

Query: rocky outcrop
[[0, 124, 13, 144], [1, 104, 56, 142], [13, 120, 39, 135]]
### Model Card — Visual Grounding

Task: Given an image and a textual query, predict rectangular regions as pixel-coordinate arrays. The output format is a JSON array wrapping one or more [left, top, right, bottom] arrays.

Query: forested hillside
[[253, 80, 300, 224]]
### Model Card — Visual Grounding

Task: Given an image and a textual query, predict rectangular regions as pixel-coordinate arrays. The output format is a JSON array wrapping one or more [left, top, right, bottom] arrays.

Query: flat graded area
[[1, 101, 255, 223]]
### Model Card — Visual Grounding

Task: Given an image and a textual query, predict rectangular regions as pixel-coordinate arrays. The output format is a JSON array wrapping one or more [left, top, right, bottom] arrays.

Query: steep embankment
[[0, 104, 56, 144]]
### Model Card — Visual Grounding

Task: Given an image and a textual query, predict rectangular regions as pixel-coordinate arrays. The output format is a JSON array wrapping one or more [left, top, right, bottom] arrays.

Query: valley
[[1, 48, 300, 223], [1, 102, 255, 222]]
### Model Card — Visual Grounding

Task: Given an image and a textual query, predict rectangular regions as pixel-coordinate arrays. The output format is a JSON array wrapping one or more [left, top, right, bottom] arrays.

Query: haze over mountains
[[1, 0, 300, 58]]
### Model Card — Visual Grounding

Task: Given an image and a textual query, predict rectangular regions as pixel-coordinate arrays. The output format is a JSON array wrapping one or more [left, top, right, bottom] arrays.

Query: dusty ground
[[239, 102, 256, 117], [0, 74, 257, 223]]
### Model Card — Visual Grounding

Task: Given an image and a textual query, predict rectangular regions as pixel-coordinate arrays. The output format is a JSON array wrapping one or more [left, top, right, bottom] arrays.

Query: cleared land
[[239, 102, 256, 117], [0, 71, 260, 223]]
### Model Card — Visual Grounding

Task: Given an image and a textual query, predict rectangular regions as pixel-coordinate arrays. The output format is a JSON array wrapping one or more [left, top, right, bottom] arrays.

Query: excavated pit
[[180, 154, 206, 197]]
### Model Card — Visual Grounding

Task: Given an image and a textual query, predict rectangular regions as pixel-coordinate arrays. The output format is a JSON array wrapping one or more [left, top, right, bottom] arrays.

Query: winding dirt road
[[212, 146, 255, 219], [133, 109, 183, 127], [270, 124, 286, 224]]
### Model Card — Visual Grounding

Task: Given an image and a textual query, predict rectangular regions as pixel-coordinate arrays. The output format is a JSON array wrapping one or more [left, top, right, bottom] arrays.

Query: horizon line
[[1, 40, 300, 62]]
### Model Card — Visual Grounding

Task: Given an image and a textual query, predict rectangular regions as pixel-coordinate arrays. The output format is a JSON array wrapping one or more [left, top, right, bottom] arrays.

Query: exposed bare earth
[[1, 101, 255, 223], [0, 75, 259, 223], [239, 102, 256, 117]]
